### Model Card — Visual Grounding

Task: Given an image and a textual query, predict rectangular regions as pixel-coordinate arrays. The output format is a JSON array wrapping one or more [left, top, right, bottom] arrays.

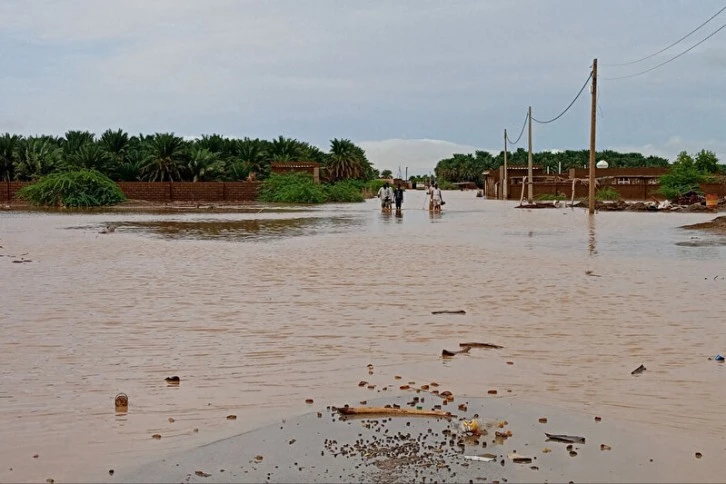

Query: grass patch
[[595, 187, 621, 201], [17, 169, 127, 207]]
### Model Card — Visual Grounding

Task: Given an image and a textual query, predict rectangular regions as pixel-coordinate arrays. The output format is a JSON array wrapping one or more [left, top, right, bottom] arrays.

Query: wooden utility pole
[[503, 129, 508, 200], [588, 58, 598, 214], [527, 106, 533, 204]]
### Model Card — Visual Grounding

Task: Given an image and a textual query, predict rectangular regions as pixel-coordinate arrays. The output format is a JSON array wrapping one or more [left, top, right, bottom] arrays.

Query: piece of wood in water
[[545, 433, 586, 444], [631, 364, 646, 375], [459, 342, 503, 349], [337, 406, 452, 418], [432, 310, 466, 315], [442, 346, 471, 357]]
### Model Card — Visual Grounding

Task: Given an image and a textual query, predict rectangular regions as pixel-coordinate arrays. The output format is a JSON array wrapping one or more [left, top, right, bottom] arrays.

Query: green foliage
[[436, 180, 457, 190], [534, 193, 567, 201], [380, 169, 393, 179], [17, 169, 126, 207], [0, 130, 375, 184], [259, 173, 365, 204], [324, 180, 365, 203], [258, 173, 328, 204], [595, 187, 621, 201], [659, 150, 717, 199], [434, 148, 672, 186]]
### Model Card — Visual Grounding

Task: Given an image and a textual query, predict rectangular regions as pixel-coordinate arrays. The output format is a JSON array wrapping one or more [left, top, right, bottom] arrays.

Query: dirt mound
[[681, 216, 726, 234]]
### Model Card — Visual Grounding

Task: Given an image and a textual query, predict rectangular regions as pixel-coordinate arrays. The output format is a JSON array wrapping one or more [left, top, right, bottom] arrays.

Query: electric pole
[[503, 129, 508, 200], [589, 59, 598, 214], [527, 106, 533, 204]]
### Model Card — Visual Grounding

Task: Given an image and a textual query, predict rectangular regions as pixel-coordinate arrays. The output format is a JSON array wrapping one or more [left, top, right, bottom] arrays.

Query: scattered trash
[[695, 452, 703, 459], [442, 347, 471, 357], [305, 399, 314, 404], [226, 415, 237, 420], [538, 417, 548, 424], [165, 376, 180, 384], [194, 470, 212, 478], [432, 310, 467, 315], [151, 434, 161, 439], [545, 433, 586, 444], [600, 444, 612, 451], [337, 406, 452, 418], [631, 364, 646, 375], [114, 393, 128, 412], [108, 469, 114, 476], [464, 454, 496, 462], [508, 452, 533, 464], [168, 417, 175, 423], [459, 342, 503, 349], [585, 270, 602, 277], [542, 448, 551, 453], [459, 419, 481, 435], [715, 355, 724, 362], [399, 385, 410, 390]]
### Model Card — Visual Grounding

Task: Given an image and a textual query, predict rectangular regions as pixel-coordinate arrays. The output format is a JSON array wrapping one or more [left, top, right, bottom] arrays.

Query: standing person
[[431, 183, 444, 212], [393, 183, 404, 214], [377, 182, 393, 212]]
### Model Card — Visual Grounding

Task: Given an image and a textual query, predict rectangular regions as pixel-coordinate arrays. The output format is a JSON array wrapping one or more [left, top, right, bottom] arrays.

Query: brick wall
[[1, 181, 262, 203]]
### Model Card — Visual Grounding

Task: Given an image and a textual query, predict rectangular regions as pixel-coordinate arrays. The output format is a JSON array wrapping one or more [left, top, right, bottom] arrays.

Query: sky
[[1, 0, 725, 175]]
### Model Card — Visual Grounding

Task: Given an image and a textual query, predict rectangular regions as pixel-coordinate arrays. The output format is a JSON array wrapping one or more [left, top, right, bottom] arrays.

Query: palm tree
[[0, 133, 21, 182], [235, 137, 269, 179], [326, 138, 371, 182], [186, 147, 223, 182], [100, 129, 129, 164], [141, 133, 187, 182], [14, 137, 63, 180], [62, 130, 95, 156], [67, 144, 113, 173]]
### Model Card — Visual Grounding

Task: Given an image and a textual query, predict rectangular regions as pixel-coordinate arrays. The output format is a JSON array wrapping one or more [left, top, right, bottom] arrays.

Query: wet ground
[[1, 191, 726, 482], [105, 395, 721, 484]]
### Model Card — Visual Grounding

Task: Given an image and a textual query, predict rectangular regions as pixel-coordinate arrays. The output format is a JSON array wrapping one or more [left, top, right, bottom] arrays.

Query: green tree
[[186, 147, 224, 182], [141, 133, 187, 182], [380, 169, 392, 178], [694, 149, 719, 174], [14, 137, 63, 180], [325, 138, 372, 182], [0, 133, 21, 181]]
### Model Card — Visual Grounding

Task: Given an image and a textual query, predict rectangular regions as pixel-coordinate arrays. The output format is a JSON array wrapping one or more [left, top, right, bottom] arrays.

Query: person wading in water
[[393, 183, 404, 214]]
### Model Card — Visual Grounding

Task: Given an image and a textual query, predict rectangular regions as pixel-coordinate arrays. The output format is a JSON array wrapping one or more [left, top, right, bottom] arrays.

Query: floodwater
[[1, 190, 725, 482]]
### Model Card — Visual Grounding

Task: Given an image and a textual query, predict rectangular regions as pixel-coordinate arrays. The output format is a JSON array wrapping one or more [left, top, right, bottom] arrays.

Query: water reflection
[[395, 211, 403, 223], [110, 216, 361, 241], [588, 214, 598, 256]]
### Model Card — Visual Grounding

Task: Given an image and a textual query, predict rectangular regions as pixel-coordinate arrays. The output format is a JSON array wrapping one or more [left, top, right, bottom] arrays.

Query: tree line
[[0, 131, 376, 183], [433, 148, 723, 185]]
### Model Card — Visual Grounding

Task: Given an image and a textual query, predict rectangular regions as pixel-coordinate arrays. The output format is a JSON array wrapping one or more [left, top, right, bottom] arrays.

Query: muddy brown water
[[1, 191, 725, 482]]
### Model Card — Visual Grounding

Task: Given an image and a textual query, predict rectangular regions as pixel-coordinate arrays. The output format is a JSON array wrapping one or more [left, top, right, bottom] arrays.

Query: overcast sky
[[1, 0, 724, 174]]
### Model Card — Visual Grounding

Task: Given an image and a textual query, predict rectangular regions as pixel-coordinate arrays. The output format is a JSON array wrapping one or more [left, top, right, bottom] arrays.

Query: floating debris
[[305, 399, 314, 404], [442, 347, 471, 357], [585, 270, 602, 277], [432, 310, 466, 315], [695, 452, 703, 459], [337, 406, 452, 418], [600, 444, 612, 451], [545, 433, 585, 444], [226, 415, 237, 420], [151, 434, 161, 440], [594, 416, 602, 422], [464, 454, 496, 462], [108, 469, 114, 475], [194, 470, 212, 477], [165, 376, 181, 384], [168, 417, 175, 423], [538, 417, 548, 424], [631, 364, 646, 375], [459, 342, 504, 349], [114, 393, 128, 412], [508, 452, 533, 464]]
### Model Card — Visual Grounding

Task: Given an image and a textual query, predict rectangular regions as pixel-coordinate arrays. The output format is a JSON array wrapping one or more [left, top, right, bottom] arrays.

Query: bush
[[595, 187, 621, 201], [534, 193, 567, 201], [325, 180, 365, 202], [17, 169, 127, 207], [658, 163, 712, 200], [258, 173, 365, 204], [258, 173, 328, 203], [437, 180, 458, 190]]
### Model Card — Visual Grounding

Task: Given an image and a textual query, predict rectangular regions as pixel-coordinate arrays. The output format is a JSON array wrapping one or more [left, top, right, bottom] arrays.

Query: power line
[[505, 111, 528, 145], [602, 23, 726, 80], [531, 71, 593, 124], [602, 4, 726, 67]]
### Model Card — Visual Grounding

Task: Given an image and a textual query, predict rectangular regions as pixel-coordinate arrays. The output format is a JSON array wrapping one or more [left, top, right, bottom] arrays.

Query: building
[[482, 166, 671, 200], [270, 162, 321, 183]]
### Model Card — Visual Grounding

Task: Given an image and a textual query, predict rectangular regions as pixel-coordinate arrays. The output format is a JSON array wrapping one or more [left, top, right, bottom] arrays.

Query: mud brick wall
[[2, 181, 262, 202]]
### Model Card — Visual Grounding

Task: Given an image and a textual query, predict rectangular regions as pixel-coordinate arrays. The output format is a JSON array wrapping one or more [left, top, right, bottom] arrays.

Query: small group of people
[[377, 182, 444, 213], [377, 182, 404, 213]]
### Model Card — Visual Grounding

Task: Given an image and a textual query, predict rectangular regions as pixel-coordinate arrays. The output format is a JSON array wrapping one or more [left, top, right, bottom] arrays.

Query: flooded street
[[1, 190, 725, 482]]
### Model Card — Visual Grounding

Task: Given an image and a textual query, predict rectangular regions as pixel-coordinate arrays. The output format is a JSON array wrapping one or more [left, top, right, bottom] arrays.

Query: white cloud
[[610, 136, 726, 162], [358, 138, 492, 175]]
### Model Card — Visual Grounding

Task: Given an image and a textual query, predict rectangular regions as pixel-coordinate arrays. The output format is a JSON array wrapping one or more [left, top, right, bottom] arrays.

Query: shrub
[[658, 163, 712, 200], [325, 180, 365, 202], [258, 173, 328, 203], [534, 193, 567, 201], [17, 169, 126, 207], [595, 187, 621, 201], [437, 180, 458, 190]]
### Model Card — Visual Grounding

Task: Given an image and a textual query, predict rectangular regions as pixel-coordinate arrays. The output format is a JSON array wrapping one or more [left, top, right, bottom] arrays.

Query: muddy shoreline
[[681, 215, 726, 235], [97, 395, 720, 484]]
